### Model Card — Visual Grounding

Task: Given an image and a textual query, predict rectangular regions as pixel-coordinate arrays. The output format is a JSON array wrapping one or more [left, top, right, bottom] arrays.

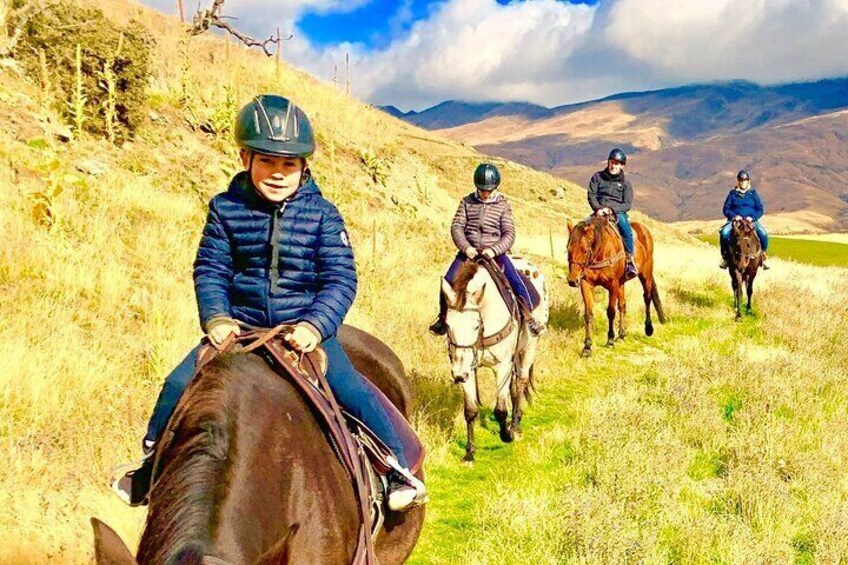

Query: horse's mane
[[137, 357, 244, 565], [451, 260, 480, 310], [570, 217, 605, 252]]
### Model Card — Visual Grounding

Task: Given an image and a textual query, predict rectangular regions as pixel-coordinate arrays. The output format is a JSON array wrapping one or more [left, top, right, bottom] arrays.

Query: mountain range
[[382, 79, 848, 231]]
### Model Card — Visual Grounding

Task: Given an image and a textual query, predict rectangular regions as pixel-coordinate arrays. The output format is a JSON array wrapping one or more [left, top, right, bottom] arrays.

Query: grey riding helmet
[[474, 163, 501, 191], [234, 95, 315, 158], [608, 148, 627, 165]]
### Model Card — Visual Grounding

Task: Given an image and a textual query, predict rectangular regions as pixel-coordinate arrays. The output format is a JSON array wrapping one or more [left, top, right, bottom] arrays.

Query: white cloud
[[139, 0, 848, 109], [604, 0, 848, 84]]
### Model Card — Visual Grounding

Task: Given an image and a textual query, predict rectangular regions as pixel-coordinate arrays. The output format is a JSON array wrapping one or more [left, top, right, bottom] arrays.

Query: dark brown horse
[[726, 217, 763, 321], [92, 325, 424, 565], [566, 215, 666, 357]]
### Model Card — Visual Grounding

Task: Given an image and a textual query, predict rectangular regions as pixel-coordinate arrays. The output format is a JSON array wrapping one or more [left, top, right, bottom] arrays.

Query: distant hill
[[392, 79, 848, 230]]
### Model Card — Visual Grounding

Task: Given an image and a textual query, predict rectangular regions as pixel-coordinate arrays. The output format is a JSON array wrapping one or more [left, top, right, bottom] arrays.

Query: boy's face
[[241, 150, 305, 203]]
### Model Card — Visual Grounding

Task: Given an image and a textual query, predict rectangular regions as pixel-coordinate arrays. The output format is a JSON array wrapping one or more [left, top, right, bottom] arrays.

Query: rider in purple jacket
[[429, 164, 545, 337]]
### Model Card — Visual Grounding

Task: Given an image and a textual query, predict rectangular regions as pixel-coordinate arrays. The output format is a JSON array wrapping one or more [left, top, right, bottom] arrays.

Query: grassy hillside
[[696, 235, 848, 268], [2, 2, 847, 564]]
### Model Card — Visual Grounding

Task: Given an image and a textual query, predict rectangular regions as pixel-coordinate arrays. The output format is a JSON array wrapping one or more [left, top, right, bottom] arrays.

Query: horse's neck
[[474, 269, 512, 333]]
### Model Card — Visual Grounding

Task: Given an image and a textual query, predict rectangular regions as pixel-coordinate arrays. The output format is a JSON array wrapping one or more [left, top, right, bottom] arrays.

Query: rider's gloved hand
[[464, 246, 478, 259], [207, 317, 240, 348], [285, 323, 321, 353], [745, 216, 753, 221], [482, 248, 496, 259], [734, 215, 743, 221]]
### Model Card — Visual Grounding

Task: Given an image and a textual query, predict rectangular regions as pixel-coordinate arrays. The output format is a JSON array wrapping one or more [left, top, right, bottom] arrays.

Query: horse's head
[[441, 264, 486, 382], [731, 218, 760, 269], [566, 219, 600, 287]]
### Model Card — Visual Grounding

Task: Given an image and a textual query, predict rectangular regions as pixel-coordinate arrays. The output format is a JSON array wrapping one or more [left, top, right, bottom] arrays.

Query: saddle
[[178, 325, 424, 565], [477, 256, 541, 312]]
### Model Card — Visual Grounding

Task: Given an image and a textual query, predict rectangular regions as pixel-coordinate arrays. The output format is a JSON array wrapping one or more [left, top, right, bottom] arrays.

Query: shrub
[[12, 0, 153, 141]]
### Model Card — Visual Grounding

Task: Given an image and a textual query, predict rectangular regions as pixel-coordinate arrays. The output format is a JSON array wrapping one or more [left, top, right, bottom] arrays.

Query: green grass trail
[[697, 235, 848, 267], [409, 282, 759, 564]]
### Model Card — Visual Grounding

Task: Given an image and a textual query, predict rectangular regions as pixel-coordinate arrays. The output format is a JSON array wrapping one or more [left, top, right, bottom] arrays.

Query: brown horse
[[566, 215, 666, 357], [91, 325, 424, 565], [726, 217, 763, 321]]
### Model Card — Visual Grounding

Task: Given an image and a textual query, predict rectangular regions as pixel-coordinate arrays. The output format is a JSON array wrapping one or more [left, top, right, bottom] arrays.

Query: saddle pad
[[519, 271, 541, 310]]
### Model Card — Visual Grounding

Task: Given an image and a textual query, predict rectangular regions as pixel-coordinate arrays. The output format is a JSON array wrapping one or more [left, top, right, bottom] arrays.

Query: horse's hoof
[[605, 340, 615, 348], [463, 453, 475, 463], [581, 348, 592, 358], [645, 324, 654, 337], [511, 430, 523, 441], [463, 459, 474, 468], [617, 334, 626, 341], [735, 316, 742, 323], [500, 428, 514, 443]]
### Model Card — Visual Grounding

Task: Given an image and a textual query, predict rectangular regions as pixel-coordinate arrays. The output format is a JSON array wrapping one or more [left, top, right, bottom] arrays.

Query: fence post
[[549, 227, 556, 261]]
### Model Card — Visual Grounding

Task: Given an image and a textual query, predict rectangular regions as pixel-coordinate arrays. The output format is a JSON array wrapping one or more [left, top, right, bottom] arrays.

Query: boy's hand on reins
[[464, 246, 478, 259], [207, 318, 241, 349], [482, 248, 496, 259], [285, 323, 321, 353]]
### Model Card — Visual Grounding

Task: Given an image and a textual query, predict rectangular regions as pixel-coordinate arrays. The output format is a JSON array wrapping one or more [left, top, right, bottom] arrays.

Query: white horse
[[440, 256, 549, 462]]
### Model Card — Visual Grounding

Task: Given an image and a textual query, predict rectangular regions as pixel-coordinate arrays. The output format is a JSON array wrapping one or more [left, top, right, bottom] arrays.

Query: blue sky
[[139, 0, 848, 110], [298, 0, 598, 50]]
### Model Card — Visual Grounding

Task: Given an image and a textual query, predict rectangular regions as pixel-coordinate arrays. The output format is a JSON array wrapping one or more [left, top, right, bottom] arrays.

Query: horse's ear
[[472, 282, 486, 304], [441, 278, 458, 306], [91, 518, 137, 565], [567, 220, 574, 234]]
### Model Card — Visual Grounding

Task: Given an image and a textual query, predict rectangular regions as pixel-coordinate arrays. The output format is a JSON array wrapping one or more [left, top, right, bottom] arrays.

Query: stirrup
[[527, 318, 546, 337], [385, 456, 427, 511]]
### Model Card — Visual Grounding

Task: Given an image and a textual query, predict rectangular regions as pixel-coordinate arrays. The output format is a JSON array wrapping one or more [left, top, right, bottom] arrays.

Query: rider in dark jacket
[[588, 148, 637, 280], [111, 95, 426, 512], [719, 170, 769, 269]]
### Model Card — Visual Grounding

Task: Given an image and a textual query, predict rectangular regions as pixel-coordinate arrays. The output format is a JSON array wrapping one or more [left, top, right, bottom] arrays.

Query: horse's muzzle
[[567, 279, 578, 288]]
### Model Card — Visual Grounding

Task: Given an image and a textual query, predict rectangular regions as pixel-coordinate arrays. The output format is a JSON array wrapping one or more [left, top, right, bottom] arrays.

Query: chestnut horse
[[566, 215, 666, 357], [726, 217, 763, 321], [91, 325, 423, 565]]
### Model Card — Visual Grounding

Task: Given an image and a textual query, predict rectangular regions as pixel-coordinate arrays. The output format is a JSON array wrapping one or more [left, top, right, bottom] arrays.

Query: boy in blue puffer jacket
[[719, 170, 769, 269], [111, 95, 426, 512]]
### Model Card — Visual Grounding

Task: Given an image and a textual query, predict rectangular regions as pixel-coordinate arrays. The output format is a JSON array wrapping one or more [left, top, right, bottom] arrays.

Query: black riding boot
[[518, 301, 545, 336], [428, 292, 448, 335]]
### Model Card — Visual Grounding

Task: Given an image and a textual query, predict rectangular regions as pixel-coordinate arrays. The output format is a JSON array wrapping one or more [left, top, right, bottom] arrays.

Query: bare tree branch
[[190, 0, 292, 57], [1, 0, 57, 58]]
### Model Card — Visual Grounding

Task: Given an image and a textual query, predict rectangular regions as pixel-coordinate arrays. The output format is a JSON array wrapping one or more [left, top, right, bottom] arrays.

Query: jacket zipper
[[267, 201, 287, 325]]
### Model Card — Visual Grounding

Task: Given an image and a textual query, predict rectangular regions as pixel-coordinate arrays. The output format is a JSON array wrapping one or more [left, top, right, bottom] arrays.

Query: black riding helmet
[[474, 163, 501, 191], [608, 148, 627, 165], [737, 170, 750, 182], [234, 95, 315, 158]]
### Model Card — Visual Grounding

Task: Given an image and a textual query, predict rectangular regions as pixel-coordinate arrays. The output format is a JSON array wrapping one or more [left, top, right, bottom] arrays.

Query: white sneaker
[[109, 450, 154, 507]]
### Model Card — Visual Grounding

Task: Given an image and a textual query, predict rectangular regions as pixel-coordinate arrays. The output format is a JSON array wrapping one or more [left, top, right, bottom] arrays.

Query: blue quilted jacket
[[722, 188, 764, 221], [193, 171, 357, 341]]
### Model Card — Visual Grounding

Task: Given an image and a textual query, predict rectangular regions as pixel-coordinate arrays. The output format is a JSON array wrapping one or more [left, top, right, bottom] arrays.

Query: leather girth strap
[[201, 326, 378, 565]]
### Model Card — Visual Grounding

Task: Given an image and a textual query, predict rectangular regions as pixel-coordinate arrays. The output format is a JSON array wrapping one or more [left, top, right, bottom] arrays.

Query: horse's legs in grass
[[580, 279, 594, 357], [639, 273, 654, 336], [617, 282, 627, 340], [606, 283, 618, 347], [746, 271, 756, 314], [461, 371, 479, 462], [731, 270, 743, 321], [510, 339, 536, 437], [494, 359, 514, 443]]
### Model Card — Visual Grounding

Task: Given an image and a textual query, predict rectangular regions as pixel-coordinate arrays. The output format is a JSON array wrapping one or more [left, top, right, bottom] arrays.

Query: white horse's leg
[[511, 334, 539, 437], [493, 353, 515, 443], [460, 369, 479, 462]]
